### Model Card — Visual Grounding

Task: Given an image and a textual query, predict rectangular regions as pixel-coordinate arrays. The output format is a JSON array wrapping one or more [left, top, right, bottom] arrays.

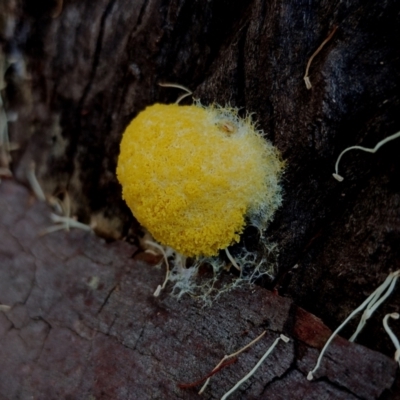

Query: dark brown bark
[[0, 180, 397, 399], [1, 0, 400, 397]]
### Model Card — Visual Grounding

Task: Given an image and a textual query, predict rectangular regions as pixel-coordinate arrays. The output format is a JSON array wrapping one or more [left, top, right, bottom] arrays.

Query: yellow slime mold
[[117, 103, 284, 257]]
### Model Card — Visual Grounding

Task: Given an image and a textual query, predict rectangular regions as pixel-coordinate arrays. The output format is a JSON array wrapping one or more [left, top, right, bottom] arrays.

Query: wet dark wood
[[1, 0, 400, 397], [0, 180, 397, 399]]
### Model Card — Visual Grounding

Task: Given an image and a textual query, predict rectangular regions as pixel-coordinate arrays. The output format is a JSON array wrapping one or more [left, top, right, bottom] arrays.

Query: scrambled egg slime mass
[[117, 103, 284, 257]]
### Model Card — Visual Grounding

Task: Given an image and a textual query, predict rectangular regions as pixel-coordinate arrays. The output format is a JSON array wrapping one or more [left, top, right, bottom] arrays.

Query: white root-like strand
[[220, 334, 290, 400], [40, 213, 92, 235], [158, 82, 193, 104], [303, 26, 338, 90], [349, 271, 400, 342], [225, 248, 241, 272], [333, 130, 400, 181], [383, 313, 400, 365], [145, 240, 171, 297], [26, 162, 46, 201], [308, 270, 400, 380], [25, 162, 92, 235]]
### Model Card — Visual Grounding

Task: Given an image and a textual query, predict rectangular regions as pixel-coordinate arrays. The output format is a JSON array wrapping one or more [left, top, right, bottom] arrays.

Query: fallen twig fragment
[[383, 313, 400, 366], [333, 130, 400, 181], [308, 270, 400, 380], [304, 26, 338, 90], [220, 334, 290, 400], [52, 0, 64, 18], [178, 358, 238, 389], [198, 330, 266, 394]]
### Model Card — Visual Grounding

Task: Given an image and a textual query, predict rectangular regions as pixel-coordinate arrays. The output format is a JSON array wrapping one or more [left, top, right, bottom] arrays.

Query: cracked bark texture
[[0, 180, 398, 399], [1, 0, 400, 397]]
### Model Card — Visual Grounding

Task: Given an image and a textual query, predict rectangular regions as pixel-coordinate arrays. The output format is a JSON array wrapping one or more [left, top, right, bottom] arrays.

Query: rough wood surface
[[1, 0, 400, 396], [0, 180, 398, 398]]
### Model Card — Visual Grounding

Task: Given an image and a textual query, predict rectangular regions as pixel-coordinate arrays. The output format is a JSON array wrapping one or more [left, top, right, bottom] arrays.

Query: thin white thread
[[308, 270, 400, 380], [158, 83, 193, 104], [383, 313, 400, 365], [349, 271, 399, 342], [145, 240, 170, 297], [333, 131, 400, 181], [225, 248, 241, 271], [221, 335, 290, 400], [303, 26, 338, 90]]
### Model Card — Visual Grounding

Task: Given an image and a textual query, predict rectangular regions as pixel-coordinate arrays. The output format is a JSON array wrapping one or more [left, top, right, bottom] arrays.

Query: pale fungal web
[[383, 313, 400, 366], [308, 270, 400, 380], [333, 130, 400, 182], [158, 82, 193, 104], [220, 334, 290, 400], [198, 331, 266, 394], [145, 240, 171, 297]]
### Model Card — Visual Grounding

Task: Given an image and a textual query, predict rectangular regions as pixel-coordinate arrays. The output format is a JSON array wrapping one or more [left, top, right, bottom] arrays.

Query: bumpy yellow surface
[[117, 103, 283, 257]]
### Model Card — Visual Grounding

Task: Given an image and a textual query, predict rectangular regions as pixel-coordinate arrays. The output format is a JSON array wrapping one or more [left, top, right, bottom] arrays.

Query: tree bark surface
[[0, 0, 400, 398], [0, 180, 397, 399]]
